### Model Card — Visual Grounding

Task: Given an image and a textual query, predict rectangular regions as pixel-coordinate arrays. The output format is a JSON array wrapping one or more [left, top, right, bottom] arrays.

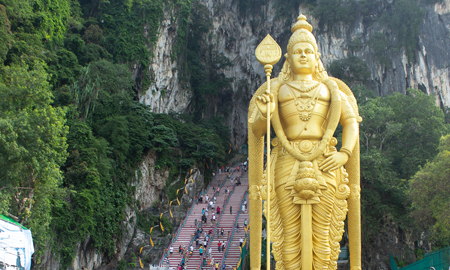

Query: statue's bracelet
[[340, 147, 352, 158], [260, 113, 272, 120]]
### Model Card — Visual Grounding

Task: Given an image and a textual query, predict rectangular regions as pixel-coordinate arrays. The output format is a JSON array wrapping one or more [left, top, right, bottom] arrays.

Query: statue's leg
[[275, 185, 302, 269], [274, 154, 302, 270], [311, 171, 336, 270]]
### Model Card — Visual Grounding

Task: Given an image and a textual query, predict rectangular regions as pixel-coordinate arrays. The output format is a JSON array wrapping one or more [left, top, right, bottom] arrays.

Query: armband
[[340, 147, 352, 158], [341, 96, 357, 121]]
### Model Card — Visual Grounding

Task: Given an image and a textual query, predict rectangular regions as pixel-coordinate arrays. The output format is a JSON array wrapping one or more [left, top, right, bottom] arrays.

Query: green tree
[[0, 61, 68, 259], [0, 4, 12, 65], [328, 56, 371, 84], [368, 32, 391, 67], [357, 88, 448, 240], [359, 97, 401, 153], [385, 90, 447, 179], [360, 89, 447, 179], [0, 0, 71, 43], [71, 59, 134, 121], [83, 24, 104, 44], [380, 0, 423, 63], [410, 134, 450, 248], [313, 0, 357, 29]]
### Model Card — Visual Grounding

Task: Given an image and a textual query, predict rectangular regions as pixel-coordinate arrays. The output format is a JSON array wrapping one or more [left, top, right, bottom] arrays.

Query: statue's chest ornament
[[287, 82, 321, 121]]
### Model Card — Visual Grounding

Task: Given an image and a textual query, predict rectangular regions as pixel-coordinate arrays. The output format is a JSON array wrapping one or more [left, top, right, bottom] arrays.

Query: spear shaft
[[264, 65, 272, 270], [254, 34, 281, 270]]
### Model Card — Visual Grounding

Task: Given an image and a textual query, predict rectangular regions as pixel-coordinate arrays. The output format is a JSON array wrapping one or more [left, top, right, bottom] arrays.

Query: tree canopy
[[410, 134, 450, 248], [0, 61, 68, 254]]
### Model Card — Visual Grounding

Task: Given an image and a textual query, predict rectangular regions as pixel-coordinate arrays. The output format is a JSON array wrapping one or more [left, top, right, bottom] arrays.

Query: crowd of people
[[163, 162, 249, 270], [218, 160, 247, 175], [166, 225, 234, 269]]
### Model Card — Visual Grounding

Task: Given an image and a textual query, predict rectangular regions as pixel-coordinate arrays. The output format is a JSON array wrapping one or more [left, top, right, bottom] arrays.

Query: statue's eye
[[294, 50, 300, 54]]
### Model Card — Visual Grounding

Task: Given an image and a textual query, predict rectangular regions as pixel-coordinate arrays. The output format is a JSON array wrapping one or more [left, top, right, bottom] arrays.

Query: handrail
[[158, 200, 194, 266], [159, 169, 221, 266], [188, 221, 202, 250], [218, 183, 241, 267], [221, 188, 249, 268], [219, 234, 232, 269], [159, 162, 242, 267], [159, 196, 194, 264], [220, 170, 245, 264], [197, 176, 238, 270], [236, 229, 249, 270]]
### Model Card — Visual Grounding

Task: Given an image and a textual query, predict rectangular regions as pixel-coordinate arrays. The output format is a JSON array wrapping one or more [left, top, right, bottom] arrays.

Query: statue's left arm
[[328, 82, 362, 270], [319, 92, 358, 172]]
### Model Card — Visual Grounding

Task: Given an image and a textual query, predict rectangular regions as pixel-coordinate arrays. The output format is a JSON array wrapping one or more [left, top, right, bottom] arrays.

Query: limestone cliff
[[140, 0, 450, 149], [138, 8, 193, 114]]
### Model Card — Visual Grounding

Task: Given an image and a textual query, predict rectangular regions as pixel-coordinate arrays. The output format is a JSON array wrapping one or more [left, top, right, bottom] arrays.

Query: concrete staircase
[[160, 167, 249, 270], [223, 173, 249, 269]]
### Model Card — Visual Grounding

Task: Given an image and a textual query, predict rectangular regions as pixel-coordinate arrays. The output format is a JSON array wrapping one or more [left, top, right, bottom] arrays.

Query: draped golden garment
[[268, 140, 349, 270]]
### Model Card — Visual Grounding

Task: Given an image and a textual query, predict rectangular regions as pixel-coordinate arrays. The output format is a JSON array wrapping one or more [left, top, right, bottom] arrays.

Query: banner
[[0, 215, 34, 270]]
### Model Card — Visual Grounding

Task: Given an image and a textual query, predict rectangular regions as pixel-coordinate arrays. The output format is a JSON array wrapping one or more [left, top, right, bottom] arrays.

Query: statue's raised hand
[[256, 91, 275, 118]]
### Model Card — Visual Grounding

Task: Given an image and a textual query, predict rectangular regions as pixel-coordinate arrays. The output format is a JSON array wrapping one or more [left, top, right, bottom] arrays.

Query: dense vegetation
[[329, 56, 450, 265], [1, 0, 449, 268], [323, 0, 449, 257], [410, 134, 450, 248], [0, 0, 231, 267]]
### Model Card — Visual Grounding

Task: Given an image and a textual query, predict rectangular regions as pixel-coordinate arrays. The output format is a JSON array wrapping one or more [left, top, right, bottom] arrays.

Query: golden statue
[[248, 15, 362, 270]]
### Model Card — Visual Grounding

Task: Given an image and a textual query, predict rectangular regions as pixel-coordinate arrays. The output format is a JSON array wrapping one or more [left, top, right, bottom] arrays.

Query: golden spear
[[255, 34, 281, 270]]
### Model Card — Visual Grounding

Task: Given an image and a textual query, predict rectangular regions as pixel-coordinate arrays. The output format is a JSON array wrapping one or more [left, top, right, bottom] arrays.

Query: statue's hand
[[318, 152, 348, 172], [256, 92, 275, 118]]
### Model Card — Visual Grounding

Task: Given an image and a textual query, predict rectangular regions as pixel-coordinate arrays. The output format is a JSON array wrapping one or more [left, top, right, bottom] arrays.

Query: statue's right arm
[[252, 111, 268, 138], [251, 81, 279, 138]]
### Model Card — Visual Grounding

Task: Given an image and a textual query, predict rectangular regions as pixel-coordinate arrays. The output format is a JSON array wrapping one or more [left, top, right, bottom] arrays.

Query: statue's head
[[287, 15, 318, 58], [280, 15, 327, 81]]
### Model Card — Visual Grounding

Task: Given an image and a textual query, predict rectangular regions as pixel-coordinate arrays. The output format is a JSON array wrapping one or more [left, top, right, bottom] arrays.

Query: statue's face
[[289, 42, 317, 76]]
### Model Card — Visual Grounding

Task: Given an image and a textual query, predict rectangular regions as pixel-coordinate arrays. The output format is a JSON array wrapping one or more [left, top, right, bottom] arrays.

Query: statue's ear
[[284, 53, 288, 59], [316, 52, 321, 59]]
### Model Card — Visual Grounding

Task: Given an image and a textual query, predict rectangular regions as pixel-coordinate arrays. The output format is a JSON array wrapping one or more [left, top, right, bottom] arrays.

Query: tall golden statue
[[248, 15, 362, 270]]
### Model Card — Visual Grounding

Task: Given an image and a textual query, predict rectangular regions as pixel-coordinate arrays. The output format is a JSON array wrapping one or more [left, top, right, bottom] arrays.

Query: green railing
[[198, 175, 238, 269], [391, 254, 399, 270], [391, 246, 450, 270], [159, 169, 220, 266], [221, 188, 248, 269], [237, 236, 248, 270]]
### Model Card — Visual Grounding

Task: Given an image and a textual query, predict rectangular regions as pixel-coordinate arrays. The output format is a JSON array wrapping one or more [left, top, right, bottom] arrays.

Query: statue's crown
[[287, 14, 317, 53], [291, 14, 313, 33]]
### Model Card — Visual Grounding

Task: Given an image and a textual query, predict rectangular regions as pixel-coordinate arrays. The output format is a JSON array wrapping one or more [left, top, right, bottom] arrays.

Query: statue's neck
[[292, 73, 313, 82]]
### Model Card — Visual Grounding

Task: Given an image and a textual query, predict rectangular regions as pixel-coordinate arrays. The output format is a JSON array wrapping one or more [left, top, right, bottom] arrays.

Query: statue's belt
[[280, 139, 320, 155], [274, 140, 337, 191]]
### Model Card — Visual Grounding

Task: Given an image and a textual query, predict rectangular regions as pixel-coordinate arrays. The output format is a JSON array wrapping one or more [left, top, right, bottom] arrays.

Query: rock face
[[338, 215, 430, 270], [133, 151, 168, 210], [133, 1, 450, 268], [140, 0, 450, 148], [71, 236, 104, 270], [39, 151, 205, 269], [138, 9, 192, 114]]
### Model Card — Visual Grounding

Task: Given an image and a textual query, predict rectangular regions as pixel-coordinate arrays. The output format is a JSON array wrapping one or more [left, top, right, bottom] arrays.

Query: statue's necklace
[[292, 81, 321, 92], [287, 82, 321, 121]]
